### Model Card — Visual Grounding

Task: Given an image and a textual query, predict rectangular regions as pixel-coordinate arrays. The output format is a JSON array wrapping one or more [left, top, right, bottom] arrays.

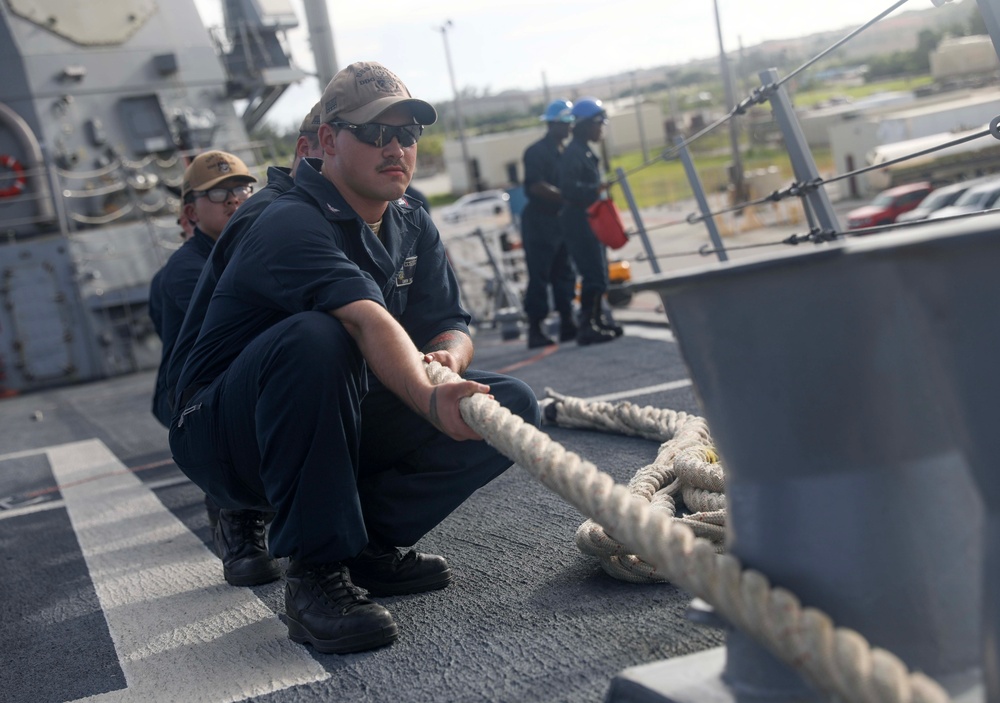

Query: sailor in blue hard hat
[[520, 99, 579, 348], [558, 97, 618, 345]]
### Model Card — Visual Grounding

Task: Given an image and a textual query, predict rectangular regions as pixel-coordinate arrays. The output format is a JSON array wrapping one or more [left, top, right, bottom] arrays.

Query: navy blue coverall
[[169, 159, 540, 565], [149, 227, 215, 427], [161, 166, 295, 423], [521, 135, 575, 323], [558, 135, 608, 308]]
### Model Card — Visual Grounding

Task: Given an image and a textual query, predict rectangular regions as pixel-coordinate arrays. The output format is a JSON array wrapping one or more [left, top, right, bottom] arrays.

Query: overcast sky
[[193, 0, 951, 129]]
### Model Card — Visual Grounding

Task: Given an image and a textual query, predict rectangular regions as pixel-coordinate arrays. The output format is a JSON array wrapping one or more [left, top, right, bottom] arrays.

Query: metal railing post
[[976, 0, 1000, 63], [676, 137, 728, 262], [614, 167, 660, 274], [759, 68, 840, 235]]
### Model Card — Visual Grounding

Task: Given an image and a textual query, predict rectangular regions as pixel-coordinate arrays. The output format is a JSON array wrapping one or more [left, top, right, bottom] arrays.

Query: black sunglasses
[[333, 122, 423, 148]]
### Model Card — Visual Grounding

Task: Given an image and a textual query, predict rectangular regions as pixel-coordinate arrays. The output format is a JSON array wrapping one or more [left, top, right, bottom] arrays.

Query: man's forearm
[[334, 301, 433, 417], [422, 329, 474, 374], [332, 302, 486, 441]]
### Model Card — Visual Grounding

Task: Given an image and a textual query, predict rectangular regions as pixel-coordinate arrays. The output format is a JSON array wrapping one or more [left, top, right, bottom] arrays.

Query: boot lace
[[230, 510, 267, 550], [307, 564, 368, 607]]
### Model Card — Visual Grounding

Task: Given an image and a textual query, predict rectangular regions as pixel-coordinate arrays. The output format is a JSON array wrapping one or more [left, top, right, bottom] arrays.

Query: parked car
[[894, 177, 993, 223], [927, 178, 1000, 221], [846, 182, 934, 230], [437, 190, 511, 224]]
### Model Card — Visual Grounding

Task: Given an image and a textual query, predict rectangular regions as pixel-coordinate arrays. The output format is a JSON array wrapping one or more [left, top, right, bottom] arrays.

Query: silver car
[[895, 177, 994, 223], [928, 178, 1000, 221]]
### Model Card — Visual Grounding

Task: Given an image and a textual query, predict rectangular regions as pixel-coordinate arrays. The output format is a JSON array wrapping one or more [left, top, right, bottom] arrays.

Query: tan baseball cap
[[320, 61, 437, 126], [181, 150, 256, 198], [298, 102, 322, 134]]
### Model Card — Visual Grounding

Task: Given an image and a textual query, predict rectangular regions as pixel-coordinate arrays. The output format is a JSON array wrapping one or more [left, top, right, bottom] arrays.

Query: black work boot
[[285, 561, 398, 654], [214, 509, 282, 587], [344, 541, 452, 596], [596, 310, 624, 337], [558, 315, 578, 342], [577, 296, 616, 346], [527, 319, 557, 349]]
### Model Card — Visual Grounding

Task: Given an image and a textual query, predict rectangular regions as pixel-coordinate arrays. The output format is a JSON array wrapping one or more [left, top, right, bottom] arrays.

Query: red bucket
[[587, 199, 628, 250]]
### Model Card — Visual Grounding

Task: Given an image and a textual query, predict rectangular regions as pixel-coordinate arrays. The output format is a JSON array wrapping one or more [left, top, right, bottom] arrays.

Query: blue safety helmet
[[540, 99, 574, 123], [571, 97, 608, 123]]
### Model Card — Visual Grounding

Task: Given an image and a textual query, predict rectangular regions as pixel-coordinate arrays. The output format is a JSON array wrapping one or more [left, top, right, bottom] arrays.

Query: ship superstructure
[[0, 0, 306, 393]]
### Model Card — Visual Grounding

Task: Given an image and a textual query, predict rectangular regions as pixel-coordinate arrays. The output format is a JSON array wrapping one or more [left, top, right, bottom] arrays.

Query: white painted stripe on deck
[[0, 498, 66, 521], [0, 446, 46, 463], [47, 439, 329, 702], [0, 475, 194, 522], [582, 378, 693, 404]]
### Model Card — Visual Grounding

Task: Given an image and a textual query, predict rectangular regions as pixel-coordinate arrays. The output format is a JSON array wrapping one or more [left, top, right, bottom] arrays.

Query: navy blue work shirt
[[523, 135, 563, 216], [559, 135, 602, 210], [175, 158, 471, 403], [150, 226, 215, 426], [161, 166, 295, 419]]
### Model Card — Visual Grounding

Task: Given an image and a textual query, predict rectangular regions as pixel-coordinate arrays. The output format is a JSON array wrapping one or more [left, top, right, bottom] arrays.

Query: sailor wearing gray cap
[[169, 62, 540, 655]]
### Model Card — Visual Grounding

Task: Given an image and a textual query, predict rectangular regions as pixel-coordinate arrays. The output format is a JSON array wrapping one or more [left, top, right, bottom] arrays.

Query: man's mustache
[[377, 161, 409, 174]]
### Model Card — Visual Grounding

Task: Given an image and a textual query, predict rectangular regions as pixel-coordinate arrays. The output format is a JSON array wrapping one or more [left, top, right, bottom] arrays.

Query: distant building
[[797, 92, 916, 149], [828, 88, 1000, 197], [930, 35, 1000, 81]]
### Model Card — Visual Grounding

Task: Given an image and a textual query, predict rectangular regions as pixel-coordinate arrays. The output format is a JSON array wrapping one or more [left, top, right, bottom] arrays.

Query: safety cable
[[692, 206, 1000, 258], [840, 202, 1000, 237], [623, 217, 696, 238], [776, 0, 912, 89], [610, 0, 945, 190], [684, 182, 799, 224], [681, 121, 995, 226], [613, 3, 914, 181], [611, 84, 779, 183], [823, 127, 993, 185]]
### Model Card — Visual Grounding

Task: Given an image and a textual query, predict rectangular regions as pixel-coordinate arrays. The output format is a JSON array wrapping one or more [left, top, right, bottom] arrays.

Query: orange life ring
[[0, 154, 26, 198]]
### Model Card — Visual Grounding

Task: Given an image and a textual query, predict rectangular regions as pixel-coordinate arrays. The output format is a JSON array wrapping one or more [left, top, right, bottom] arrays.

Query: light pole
[[713, 0, 746, 203], [437, 20, 475, 193], [630, 70, 649, 162]]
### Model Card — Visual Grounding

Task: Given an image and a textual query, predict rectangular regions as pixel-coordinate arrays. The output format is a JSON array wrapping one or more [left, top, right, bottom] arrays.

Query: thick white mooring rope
[[425, 362, 951, 703], [540, 388, 725, 584]]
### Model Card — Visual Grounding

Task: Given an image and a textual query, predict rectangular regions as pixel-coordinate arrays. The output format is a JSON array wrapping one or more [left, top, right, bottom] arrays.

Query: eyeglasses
[[332, 122, 423, 148], [194, 185, 253, 203]]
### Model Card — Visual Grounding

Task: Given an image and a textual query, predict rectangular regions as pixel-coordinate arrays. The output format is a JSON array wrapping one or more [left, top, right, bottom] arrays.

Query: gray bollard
[[610, 223, 986, 702], [893, 214, 1000, 703]]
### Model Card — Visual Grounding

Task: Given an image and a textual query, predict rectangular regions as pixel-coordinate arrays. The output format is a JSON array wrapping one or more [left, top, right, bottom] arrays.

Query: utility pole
[[630, 70, 649, 161], [713, 0, 746, 203], [300, 0, 338, 89], [438, 20, 475, 193]]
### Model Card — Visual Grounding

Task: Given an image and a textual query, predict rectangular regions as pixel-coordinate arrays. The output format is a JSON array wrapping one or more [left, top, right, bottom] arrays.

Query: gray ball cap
[[321, 61, 437, 126]]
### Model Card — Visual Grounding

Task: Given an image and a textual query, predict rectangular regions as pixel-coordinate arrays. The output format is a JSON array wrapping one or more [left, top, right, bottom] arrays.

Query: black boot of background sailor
[[558, 312, 578, 342], [595, 299, 624, 337], [576, 293, 617, 346], [527, 317, 557, 349]]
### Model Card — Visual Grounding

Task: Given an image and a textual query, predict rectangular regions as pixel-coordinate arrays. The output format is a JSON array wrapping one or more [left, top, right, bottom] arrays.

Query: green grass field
[[607, 145, 834, 211]]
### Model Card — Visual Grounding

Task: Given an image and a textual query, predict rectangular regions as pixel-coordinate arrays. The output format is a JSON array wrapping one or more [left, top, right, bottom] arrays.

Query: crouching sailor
[[170, 61, 541, 653]]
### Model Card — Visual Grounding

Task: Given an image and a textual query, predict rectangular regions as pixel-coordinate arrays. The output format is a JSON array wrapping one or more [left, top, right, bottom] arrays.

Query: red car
[[847, 182, 934, 230]]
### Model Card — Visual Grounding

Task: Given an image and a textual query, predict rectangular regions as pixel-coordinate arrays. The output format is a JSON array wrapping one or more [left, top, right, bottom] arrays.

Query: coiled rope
[[540, 388, 725, 583], [424, 362, 951, 703]]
